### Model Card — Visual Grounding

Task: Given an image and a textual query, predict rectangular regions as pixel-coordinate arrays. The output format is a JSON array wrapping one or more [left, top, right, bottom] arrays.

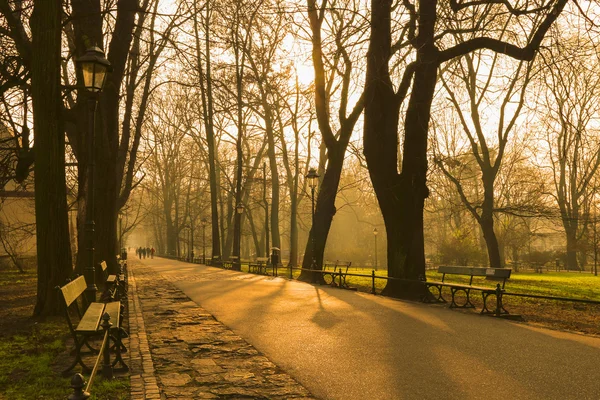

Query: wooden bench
[[56, 276, 128, 375], [222, 256, 238, 269], [249, 257, 269, 274], [425, 266, 511, 315], [322, 260, 353, 288], [99, 261, 126, 301]]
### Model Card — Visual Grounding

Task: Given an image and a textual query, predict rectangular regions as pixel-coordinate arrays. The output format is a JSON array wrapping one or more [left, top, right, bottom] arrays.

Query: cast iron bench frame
[[249, 257, 269, 274], [56, 275, 128, 375], [99, 260, 127, 301], [425, 266, 511, 315], [322, 260, 353, 288]]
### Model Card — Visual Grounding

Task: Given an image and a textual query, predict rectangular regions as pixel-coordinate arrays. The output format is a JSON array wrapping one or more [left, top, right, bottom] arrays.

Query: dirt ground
[[0, 262, 40, 338]]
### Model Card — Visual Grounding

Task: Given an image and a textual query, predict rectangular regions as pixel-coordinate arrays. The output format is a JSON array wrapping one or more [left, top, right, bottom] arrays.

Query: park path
[[137, 256, 600, 400]]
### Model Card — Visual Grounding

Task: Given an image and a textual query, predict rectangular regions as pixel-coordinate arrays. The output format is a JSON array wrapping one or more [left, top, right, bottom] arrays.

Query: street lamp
[[201, 218, 207, 264], [190, 218, 195, 263], [373, 228, 378, 271], [233, 203, 244, 270], [76, 46, 111, 306], [306, 168, 319, 271]]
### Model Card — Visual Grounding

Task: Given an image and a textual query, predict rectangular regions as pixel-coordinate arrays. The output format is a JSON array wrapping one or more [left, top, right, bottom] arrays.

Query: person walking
[[141, 247, 146, 259], [151, 247, 155, 259]]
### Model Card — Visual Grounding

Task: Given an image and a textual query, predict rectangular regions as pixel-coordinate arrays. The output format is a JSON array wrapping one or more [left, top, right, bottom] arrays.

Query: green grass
[[0, 319, 129, 400], [0, 261, 129, 400], [289, 266, 600, 301]]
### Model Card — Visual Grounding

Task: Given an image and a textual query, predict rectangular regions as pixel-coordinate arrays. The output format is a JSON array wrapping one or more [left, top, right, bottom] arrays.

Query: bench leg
[[63, 335, 94, 376], [481, 290, 509, 316], [110, 326, 129, 372], [423, 285, 446, 303], [450, 288, 475, 309]]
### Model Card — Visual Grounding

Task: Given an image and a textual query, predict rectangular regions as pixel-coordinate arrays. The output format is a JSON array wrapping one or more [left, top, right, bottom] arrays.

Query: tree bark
[[31, 0, 73, 315], [565, 224, 580, 270], [364, 0, 435, 299]]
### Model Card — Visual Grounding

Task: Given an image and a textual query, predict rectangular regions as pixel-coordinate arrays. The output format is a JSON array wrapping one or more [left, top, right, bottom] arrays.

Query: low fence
[[67, 312, 114, 400], [156, 255, 600, 312]]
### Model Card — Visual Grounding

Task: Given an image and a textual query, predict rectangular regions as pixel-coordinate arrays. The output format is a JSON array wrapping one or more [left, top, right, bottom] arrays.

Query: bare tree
[[537, 29, 600, 270], [364, 0, 571, 298]]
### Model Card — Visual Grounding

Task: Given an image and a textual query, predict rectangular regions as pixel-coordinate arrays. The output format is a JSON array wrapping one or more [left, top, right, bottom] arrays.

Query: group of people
[[136, 246, 155, 259]]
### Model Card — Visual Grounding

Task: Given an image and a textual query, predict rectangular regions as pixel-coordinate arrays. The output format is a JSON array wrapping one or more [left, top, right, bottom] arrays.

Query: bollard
[[371, 270, 376, 295], [495, 284, 502, 317], [68, 373, 90, 400], [101, 312, 113, 379]]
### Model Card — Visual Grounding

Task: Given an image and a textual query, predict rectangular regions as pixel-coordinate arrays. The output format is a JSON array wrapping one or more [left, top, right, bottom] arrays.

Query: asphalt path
[[142, 257, 600, 400]]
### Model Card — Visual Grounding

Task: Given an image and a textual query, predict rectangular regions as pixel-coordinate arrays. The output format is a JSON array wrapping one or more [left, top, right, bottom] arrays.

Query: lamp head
[[306, 167, 319, 189], [76, 46, 111, 93]]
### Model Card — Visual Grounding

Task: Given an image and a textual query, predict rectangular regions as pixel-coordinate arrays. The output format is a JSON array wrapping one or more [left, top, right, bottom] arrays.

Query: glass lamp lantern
[[77, 46, 111, 93]]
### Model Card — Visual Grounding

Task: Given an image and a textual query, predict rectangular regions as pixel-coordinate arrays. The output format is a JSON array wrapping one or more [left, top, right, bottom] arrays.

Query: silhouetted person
[[151, 247, 155, 259]]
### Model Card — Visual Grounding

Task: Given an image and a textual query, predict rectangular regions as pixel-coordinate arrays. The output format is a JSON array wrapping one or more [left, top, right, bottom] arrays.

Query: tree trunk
[[31, 0, 73, 315], [565, 225, 580, 270], [480, 214, 502, 269], [193, 1, 221, 260], [364, 0, 436, 299], [298, 147, 345, 283], [481, 178, 502, 269]]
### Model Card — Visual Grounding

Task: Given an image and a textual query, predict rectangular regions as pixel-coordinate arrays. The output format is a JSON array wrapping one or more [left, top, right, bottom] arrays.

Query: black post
[[495, 284, 502, 317], [84, 97, 98, 306], [101, 312, 113, 379], [190, 218, 194, 262], [372, 270, 376, 294], [68, 373, 90, 400], [118, 215, 123, 255], [202, 221, 206, 264], [264, 163, 269, 260], [311, 186, 316, 269], [374, 231, 378, 271]]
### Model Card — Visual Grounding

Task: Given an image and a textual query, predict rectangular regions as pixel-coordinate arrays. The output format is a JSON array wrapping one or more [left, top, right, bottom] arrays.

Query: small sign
[[486, 268, 495, 276]]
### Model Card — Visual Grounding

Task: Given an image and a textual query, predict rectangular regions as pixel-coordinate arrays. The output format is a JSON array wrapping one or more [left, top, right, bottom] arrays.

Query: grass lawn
[[0, 260, 129, 399], [302, 266, 600, 336]]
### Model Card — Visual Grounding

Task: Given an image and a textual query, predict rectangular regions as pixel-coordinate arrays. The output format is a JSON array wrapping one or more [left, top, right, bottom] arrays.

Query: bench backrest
[[438, 266, 511, 284], [58, 276, 87, 307], [256, 257, 269, 263]]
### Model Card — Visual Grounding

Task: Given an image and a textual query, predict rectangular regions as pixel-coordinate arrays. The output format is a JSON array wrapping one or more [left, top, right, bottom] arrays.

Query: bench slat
[[76, 302, 105, 332], [60, 276, 87, 307], [438, 266, 511, 279], [103, 301, 121, 327]]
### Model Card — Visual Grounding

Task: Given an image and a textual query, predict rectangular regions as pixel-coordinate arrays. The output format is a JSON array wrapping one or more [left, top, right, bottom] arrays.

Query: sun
[[294, 61, 315, 87]]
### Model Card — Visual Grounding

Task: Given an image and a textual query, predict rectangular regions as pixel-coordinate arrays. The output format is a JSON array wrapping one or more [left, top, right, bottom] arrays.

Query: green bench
[[249, 257, 269, 274], [56, 275, 128, 375], [322, 260, 352, 288], [99, 260, 126, 301], [425, 266, 511, 315]]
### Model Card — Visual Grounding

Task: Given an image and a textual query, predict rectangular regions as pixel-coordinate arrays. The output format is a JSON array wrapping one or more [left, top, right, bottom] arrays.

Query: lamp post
[[119, 214, 123, 254], [190, 217, 195, 263], [373, 228, 378, 271], [201, 218, 207, 264], [263, 163, 269, 260], [306, 168, 319, 271], [233, 203, 244, 270], [77, 46, 111, 306]]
